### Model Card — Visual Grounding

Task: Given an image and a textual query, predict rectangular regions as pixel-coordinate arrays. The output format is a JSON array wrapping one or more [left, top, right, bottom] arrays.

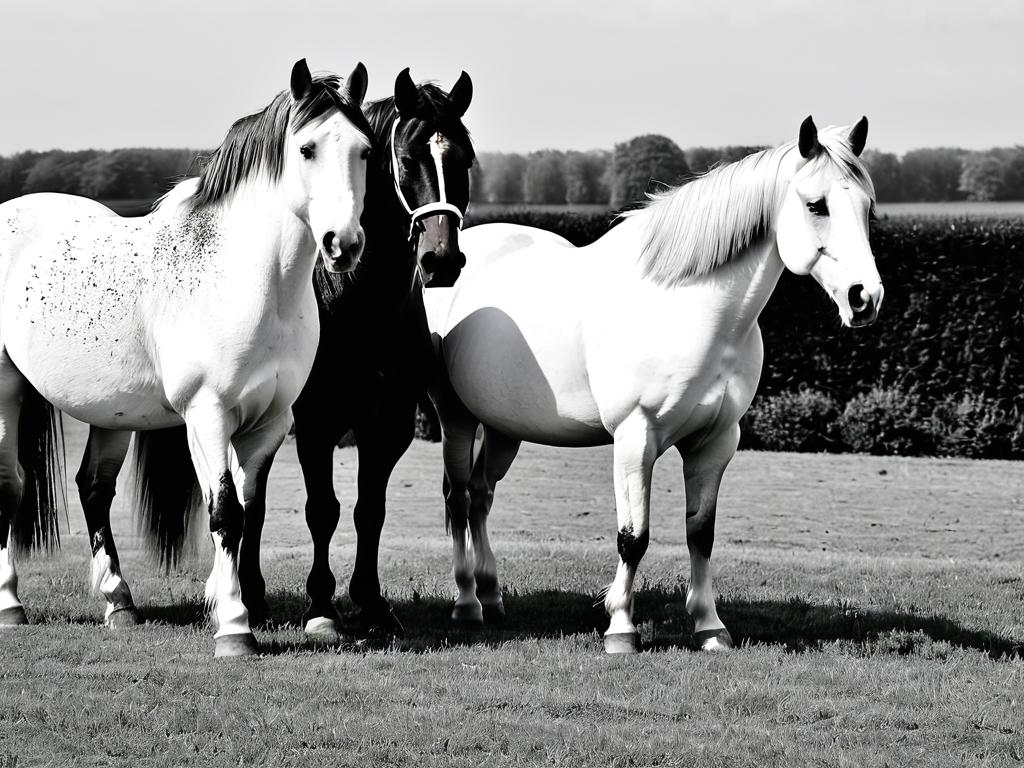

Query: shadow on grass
[[130, 586, 1023, 660]]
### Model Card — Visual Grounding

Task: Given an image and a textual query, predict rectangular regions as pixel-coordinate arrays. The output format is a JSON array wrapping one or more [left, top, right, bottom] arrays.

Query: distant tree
[[564, 150, 609, 205], [900, 148, 967, 201], [684, 145, 769, 175], [478, 152, 527, 204], [959, 151, 1007, 201], [469, 160, 486, 204], [608, 134, 689, 208], [523, 150, 567, 204], [989, 146, 1024, 200], [79, 148, 198, 200], [22, 150, 99, 196], [0, 151, 42, 202], [861, 150, 903, 202]]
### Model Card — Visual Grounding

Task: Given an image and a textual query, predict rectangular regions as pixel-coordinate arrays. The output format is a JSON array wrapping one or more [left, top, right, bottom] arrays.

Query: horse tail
[[129, 426, 204, 570], [11, 385, 67, 553]]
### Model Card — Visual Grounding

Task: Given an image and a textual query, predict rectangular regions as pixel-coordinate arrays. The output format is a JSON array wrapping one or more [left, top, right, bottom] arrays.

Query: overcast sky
[[1, 0, 1020, 156]]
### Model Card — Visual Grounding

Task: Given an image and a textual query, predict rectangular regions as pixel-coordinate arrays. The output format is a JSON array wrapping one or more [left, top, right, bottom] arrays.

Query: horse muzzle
[[321, 230, 365, 274], [421, 250, 467, 287], [846, 282, 883, 328]]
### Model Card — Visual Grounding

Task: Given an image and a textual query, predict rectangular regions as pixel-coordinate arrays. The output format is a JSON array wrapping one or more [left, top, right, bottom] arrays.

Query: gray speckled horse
[[0, 59, 372, 657]]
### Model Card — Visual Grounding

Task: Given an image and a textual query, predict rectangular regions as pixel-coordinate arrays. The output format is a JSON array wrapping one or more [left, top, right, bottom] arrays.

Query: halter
[[390, 118, 464, 241]]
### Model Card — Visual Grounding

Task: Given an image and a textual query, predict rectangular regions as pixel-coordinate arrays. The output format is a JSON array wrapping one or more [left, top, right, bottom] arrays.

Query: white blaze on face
[[430, 132, 449, 204]]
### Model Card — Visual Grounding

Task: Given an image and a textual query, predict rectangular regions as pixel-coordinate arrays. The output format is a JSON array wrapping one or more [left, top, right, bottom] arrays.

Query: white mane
[[630, 127, 875, 286]]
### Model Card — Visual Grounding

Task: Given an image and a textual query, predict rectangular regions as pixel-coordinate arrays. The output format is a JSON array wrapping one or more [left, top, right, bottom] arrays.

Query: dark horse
[[253, 69, 475, 639]]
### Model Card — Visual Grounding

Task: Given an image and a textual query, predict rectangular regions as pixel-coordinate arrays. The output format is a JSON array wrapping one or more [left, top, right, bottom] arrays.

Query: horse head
[[286, 59, 372, 274], [776, 116, 883, 327], [389, 68, 474, 288]]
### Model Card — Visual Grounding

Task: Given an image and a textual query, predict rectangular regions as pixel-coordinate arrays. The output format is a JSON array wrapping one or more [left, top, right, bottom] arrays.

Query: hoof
[[106, 606, 143, 629], [693, 627, 734, 651], [0, 605, 28, 626], [451, 602, 484, 626], [604, 631, 639, 654], [481, 602, 506, 624], [304, 616, 342, 643], [214, 632, 260, 658]]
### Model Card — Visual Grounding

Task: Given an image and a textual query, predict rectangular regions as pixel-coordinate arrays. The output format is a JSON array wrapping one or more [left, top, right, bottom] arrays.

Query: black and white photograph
[[0, 1, 1021, 765]]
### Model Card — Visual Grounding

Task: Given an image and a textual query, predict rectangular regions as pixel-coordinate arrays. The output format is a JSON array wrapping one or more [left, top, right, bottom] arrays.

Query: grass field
[[2, 420, 1023, 766]]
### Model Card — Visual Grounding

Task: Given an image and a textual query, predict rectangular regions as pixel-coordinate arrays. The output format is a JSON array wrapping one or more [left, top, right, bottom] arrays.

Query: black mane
[[363, 83, 474, 168]]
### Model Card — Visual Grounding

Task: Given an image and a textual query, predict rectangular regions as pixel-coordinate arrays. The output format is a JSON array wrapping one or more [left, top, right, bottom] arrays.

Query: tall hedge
[[464, 211, 1024, 413]]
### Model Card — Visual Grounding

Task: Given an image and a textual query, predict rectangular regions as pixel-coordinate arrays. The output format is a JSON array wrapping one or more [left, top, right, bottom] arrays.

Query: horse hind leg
[[0, 355, 27, 625], [441, 417, 483, 626], [77, 427, 138, 627], [603, 413, 658, 654], [467, 426, 520, 623], [677, 425, 739, 652]]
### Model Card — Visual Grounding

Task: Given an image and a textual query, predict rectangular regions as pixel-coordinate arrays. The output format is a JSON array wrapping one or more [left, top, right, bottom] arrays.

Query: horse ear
[[848, 116, 869, 157], [341, 62, 368, 107], [448, 71, 473, 117], [799, 115, 820, 159], [394, 68, 419, 118], [290, 59, 313, 101]]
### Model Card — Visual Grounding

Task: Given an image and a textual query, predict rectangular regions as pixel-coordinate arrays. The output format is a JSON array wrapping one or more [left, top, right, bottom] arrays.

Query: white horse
[[0, 59, 371, 656], [426, 117, 882, 653]]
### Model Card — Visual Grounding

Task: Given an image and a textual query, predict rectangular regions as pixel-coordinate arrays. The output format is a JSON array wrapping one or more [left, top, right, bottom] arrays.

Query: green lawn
[[2, 421, 1022, 766]]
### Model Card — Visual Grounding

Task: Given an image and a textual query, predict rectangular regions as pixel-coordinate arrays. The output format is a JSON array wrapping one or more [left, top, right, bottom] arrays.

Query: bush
[[838, 387, 934, 456], [930, 393, 1018, 459], [742, 390, 845, 452]]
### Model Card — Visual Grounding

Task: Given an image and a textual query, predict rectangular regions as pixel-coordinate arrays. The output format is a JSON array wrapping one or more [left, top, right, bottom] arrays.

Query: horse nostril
[[456, 252, 467, 268], [421, 252, 438, 272], [322, 231, 337, 255], [848, 284, 870, 313]]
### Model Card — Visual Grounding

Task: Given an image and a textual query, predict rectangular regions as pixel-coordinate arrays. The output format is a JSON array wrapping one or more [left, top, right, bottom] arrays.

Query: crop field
[[1, 419, 1022, 767]]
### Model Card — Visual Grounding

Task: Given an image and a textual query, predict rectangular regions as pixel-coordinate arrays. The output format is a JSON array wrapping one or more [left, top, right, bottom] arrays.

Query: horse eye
[[299, 143, 315, 160], [360, 147, 371, 161], [807, 198, 829, 217]]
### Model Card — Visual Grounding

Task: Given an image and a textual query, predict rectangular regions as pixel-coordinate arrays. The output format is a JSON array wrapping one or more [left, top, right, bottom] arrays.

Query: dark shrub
[[930, 393, 1017, 459], [838, 387, 934, 455], [742, 390, 844, 452]]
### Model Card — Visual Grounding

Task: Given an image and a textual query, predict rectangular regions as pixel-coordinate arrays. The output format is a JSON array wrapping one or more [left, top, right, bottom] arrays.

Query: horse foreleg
[[294, 410, 345, 640], [467, 426, 520, 622], [184, 400, 255, 657], [77, 427, 138, 627], [604, 413, 658, 654], [349, 405, 414, 637], [678, 424, 739, 651], [232, 413, 290, 632], [0, 355, 26, 625]]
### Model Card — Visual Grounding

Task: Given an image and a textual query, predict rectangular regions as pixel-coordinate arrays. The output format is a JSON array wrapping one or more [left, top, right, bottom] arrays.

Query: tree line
[[2, 140, 1022, 208]]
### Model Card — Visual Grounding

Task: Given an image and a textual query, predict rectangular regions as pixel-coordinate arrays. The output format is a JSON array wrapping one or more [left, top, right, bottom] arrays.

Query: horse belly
[[9, 332, 177, 430], [443, 304, 609, 447]]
